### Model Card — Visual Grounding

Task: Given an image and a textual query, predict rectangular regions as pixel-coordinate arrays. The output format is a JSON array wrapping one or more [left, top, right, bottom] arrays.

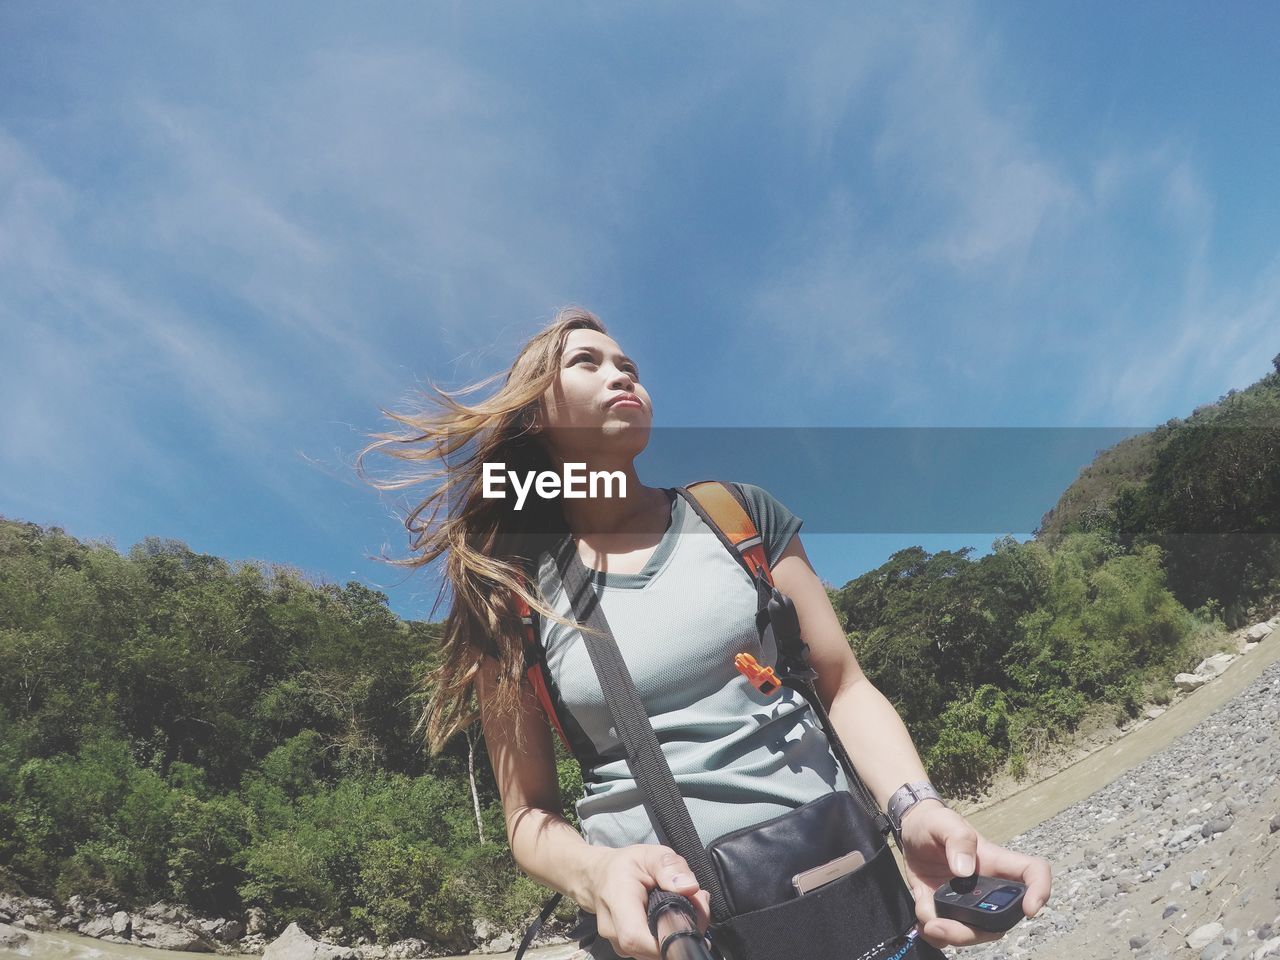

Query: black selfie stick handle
[[647, 888, 714, 960]]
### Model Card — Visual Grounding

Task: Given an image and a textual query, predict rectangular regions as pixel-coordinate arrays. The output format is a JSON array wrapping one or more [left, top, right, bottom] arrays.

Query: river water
[[9, 635, 1278, 960]]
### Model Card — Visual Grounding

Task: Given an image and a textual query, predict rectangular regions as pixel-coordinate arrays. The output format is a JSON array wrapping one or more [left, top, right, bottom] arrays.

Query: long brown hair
[[357, 305, 609, 756]]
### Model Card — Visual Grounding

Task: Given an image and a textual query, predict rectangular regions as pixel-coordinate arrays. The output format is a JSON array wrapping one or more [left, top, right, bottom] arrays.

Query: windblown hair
[[356, 305, 608, 756]]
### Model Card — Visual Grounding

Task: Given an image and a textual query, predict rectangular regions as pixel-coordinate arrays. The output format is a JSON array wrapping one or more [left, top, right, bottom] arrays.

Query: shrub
[[353, 838, 470, 949], [167, 793, 250, 913], [1007, 752, 1028, 780], [925, 728, 1001, 797], [238, 828, 341, 932], [56, 837, 139, 904]]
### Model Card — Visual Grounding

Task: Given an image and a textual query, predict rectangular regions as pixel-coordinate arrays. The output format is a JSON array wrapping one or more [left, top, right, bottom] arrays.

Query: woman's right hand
[[582, 844, 712, 960]]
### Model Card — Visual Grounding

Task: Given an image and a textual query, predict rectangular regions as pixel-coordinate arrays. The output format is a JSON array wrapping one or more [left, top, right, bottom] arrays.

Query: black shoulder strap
[[553, 534, 734, 922], [513, 889, 564, 960]]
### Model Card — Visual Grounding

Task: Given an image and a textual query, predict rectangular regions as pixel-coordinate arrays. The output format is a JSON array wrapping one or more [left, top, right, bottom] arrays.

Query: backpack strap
[[515, 593, 573, 754], [680, 481, 898, 847], [681, 480, 774, 585], [678, 480, 796, 665]]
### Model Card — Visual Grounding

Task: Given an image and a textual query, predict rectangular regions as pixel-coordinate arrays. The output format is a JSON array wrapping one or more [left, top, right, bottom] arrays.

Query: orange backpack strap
[[683, 480, 774, 586], [515, 593, 573, 754]]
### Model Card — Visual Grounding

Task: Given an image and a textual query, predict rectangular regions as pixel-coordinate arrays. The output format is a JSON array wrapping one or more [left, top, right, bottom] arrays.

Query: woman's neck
[[560, 481, 671, 545]]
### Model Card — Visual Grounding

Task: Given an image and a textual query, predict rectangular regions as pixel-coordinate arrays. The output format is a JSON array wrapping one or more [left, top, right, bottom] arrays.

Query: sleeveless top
[[531, 482, 852, 851]]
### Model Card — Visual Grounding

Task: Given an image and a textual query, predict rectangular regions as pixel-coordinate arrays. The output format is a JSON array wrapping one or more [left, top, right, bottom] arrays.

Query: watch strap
[[886, 780, 943, 832]]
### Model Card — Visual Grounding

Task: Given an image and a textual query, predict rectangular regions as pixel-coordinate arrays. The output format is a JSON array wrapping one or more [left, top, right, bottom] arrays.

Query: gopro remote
[[934, 874, 1028, 932]]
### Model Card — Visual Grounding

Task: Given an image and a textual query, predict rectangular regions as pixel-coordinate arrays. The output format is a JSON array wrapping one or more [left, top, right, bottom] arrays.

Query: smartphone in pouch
[[791, 849, 867, 896]]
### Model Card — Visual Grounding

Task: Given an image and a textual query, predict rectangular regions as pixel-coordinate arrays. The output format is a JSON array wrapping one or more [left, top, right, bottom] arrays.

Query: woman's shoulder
[[726, 479, 774, 506], [705, 479, 804, 570]]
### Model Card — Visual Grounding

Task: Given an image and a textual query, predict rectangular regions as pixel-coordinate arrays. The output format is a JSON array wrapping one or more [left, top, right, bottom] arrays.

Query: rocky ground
[[0, 897, 257, 954], [958, 654, 1280, 960]]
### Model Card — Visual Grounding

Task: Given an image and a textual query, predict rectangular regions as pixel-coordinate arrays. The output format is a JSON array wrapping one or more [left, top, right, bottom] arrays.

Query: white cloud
[[2, 27, 749, 528], [4, 1, 1275, 519], [779, 5, 1082, 277], [870, 9, 1080, 276], [1080, 251, 1280, 425]]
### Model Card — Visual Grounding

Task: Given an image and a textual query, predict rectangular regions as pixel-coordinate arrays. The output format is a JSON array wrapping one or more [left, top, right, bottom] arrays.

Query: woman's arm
[[769, 533, 1052, 950], [768, 534, 932, 814], [474, 655, 607, 907], [475, 655, 713, 960]]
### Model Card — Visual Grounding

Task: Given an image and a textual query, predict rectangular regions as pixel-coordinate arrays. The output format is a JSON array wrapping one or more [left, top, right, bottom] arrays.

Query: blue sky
[[2, 2, 1278, 621]]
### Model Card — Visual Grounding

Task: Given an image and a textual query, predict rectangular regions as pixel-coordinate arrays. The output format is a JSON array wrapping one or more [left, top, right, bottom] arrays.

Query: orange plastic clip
[[735, 653, 781, 696]]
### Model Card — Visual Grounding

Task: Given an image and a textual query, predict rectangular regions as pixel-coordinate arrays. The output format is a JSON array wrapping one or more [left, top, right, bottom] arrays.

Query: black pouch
[[710, 843, 944, 960], [707, 789, 882, 916], [704, 791, 946, 960]]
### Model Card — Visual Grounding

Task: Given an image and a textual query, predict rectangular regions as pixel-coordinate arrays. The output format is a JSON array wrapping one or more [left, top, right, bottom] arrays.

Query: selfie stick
[[647, 888, 715, 960]]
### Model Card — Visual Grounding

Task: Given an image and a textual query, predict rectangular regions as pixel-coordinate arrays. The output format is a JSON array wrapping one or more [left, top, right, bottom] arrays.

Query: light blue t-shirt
[[533, 482, 851, 852]]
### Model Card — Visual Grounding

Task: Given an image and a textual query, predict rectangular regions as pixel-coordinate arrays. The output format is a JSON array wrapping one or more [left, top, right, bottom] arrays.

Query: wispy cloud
[[3, 38, 620, 520], [869, 8, 1081, 276], [731, 5, 1085, 418], [732, 4, 1275, 425], [0, 127, 293, 514], [4, 3, 1278, 616], [741, 186, 905, 400], [1074, 249, 1280, 426], [2, 21, 752, 547], [1062, 145, 1274, 425]]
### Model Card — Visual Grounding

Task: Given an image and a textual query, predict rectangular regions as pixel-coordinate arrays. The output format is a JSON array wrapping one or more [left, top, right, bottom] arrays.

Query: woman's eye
[[569, 353, 637, 377]]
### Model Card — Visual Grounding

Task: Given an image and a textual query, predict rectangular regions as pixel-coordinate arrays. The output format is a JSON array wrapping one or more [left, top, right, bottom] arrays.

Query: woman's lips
[[606, 396, 643, 409]]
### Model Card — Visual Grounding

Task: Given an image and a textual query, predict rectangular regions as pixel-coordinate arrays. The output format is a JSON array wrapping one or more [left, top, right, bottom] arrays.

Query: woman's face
[[533, 328, 653, 466]]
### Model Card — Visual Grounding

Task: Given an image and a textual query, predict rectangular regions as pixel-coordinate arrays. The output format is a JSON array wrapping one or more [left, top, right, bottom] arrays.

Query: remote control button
[[950, 875, 977, 894]]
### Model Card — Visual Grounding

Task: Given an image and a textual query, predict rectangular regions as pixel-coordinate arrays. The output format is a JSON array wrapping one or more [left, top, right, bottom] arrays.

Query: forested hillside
[[0, 531, 571, 949], [1036, 354, 1280, 626]]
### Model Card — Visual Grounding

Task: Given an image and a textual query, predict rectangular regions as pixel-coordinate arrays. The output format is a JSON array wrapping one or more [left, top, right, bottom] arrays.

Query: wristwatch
[[886, 780, 945, 834]]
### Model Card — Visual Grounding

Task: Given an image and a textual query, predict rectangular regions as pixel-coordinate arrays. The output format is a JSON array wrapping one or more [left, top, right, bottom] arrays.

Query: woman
[[361, 306, 1051, 960]]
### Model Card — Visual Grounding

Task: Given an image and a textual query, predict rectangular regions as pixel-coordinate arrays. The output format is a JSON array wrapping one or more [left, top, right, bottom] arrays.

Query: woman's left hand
[[897, 800, 1053, 950]]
